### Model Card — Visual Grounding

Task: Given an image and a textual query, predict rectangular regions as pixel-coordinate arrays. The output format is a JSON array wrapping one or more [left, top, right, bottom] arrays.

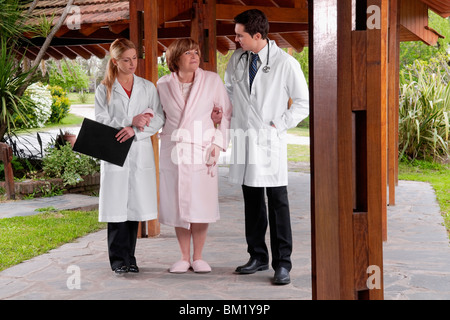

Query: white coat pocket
[[133, 141, 154, 169], [248, 127, 280, 176]]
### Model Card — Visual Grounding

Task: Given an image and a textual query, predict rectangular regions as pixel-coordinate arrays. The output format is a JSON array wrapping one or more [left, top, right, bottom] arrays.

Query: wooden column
[[387, 0, 400, 210], [191, 0, 217, 72], [310, 0, 386, 300], [129, 0, 160, 238]]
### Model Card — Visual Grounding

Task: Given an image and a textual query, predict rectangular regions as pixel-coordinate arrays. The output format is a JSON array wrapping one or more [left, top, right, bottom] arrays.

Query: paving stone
[[0, 167, 449, 300]]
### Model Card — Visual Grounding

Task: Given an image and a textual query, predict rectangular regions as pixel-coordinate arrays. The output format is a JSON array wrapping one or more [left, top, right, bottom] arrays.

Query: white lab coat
[[94, 75, 165, 222], [224, 40, 309, 187]]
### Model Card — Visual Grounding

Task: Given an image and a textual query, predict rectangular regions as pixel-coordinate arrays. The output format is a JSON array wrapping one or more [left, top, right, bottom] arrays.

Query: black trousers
[[107, 221, 139, 270], [242, 185, 293, 271]]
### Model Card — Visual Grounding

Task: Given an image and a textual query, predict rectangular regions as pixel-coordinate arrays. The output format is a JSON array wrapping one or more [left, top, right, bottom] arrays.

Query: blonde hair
[[101, 38, 136, 102], [166, 38, 201, 73]]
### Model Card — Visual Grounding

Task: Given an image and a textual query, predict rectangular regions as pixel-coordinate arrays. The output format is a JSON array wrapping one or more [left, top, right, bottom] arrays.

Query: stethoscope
[[234, 40, 271, 82]]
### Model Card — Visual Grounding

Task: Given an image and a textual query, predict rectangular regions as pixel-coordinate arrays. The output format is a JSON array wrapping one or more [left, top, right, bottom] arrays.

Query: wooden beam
[[109, 24, 129, 35], [278, 32, 305, 52], [399, 0, 443, 45], [191, 0, 217, 72], [215, 4, 308, 23], [81, 44, 107, 59], [68, 45, 93, 60], [51, 46, 78, 60]]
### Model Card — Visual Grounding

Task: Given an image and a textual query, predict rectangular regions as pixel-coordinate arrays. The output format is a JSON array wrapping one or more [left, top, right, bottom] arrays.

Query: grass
[[287, 144, 310, 162], [398, 160, 450, 237], [67, 92, 95, 105], [13, 113, 84, 135], [288, 126, 310, 137], [0, 209, 105, 272]]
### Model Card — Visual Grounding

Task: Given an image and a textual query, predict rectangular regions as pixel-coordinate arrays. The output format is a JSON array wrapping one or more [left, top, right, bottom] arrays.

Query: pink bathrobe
[[157, 68, 232, 229]]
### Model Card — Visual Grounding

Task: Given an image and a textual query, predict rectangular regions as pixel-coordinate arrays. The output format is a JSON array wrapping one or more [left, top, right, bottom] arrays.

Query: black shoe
[[113, 265, 129, 274], [273, 267, 290, 285], [235, 258, 269, 274], [128, 265, 139, 273]]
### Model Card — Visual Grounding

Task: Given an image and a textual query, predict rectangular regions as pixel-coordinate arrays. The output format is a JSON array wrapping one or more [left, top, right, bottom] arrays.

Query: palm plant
[[0, 0, 37, 139], [0, 0, 75, 141], [0, 38, 37, 138], [399, 55, 450, 162]]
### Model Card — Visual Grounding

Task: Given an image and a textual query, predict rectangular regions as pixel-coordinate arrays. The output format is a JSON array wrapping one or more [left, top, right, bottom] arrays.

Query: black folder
[[73, 118, 133, 167]]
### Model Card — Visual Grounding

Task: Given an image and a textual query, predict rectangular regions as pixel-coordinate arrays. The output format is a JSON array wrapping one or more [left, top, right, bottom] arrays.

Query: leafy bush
[[42, 143, 99, 186], [0, 38, 37, 137], [77, 89, 88, 103], [48, 85, 71, 123], [13, 82, 53, 129], [399, 54, 450, 162]]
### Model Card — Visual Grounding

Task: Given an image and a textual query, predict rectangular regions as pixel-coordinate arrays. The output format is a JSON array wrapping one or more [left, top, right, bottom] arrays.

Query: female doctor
[[95, 38, 165, 274], [224, 9, 309, 285]]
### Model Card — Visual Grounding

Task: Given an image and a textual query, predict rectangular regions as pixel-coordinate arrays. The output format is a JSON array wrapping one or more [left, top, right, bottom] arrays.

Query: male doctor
[[224, 9, 309, 285]]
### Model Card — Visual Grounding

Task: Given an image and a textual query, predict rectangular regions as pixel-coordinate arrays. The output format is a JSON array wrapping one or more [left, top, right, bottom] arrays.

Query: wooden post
[[130, 0, 160, 238], [0, 143, 15, 200], [191, 0, 217, 72], [310, 0, 386, 300], [387, 0, 400, 211]]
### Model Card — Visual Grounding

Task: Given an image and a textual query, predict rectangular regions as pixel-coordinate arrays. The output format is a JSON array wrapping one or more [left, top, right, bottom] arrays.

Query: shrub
[[48, 85, 71, 123], [399, 54, 450, 162], [13, 82, 52, 129], [42, 143, 99, 186]]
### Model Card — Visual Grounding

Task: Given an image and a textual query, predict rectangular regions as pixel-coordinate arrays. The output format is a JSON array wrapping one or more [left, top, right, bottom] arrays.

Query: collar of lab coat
[[252, 41, 268, 67], [249, 40, 279, 71], [112, 74, 141, 100]]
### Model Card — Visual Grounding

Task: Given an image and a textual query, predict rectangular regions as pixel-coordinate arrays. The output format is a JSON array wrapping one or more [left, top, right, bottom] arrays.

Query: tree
[[47, 59, 90, 92], [0, 0, 74, 140]]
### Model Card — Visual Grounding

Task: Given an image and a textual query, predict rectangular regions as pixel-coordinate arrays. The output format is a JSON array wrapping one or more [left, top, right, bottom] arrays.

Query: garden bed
[[0, 173, 100, 199]]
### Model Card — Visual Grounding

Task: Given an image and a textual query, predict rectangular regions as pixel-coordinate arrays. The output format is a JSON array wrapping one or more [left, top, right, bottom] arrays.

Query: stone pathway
[[1, 104, 449, 300], [0, 167, 449, 300]]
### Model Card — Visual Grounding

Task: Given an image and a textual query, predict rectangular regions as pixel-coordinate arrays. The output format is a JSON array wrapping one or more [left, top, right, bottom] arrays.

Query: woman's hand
[[116, 126, 135, 143], [132, 113, 153, 132], [206, 144, 221, 167], [211, 106, 222, 127]]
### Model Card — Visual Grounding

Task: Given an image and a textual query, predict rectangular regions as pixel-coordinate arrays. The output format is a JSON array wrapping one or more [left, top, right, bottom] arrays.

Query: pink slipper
[[192, 259, 211, 273], [169, 260, 191, 273]]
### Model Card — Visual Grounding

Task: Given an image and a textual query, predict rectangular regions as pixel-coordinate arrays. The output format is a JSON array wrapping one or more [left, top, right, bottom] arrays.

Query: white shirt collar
[[250, 41, 269, 65]]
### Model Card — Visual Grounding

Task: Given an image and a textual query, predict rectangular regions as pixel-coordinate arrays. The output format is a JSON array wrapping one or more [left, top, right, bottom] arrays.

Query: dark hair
[[234, 9, 269, 39]]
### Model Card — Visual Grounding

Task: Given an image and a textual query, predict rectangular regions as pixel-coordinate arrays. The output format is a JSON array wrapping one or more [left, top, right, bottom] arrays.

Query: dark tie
[[249, 53, 258, 92]]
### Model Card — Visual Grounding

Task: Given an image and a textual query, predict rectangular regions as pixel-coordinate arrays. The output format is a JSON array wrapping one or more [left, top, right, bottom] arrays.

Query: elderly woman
[[157, 39, 232, 273]]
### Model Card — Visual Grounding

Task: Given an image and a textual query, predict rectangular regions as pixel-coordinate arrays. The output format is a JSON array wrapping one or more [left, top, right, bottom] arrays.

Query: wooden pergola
[[22, 0, 450, 300]]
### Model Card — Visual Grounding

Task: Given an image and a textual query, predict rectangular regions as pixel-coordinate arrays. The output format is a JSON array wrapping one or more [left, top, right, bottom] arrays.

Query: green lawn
[[0, 209, 105, 272], [398, 160, 450, 237], [288, 126, 310, 137], [287, 144, 310, 162], [68, 92, 95, 105]]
